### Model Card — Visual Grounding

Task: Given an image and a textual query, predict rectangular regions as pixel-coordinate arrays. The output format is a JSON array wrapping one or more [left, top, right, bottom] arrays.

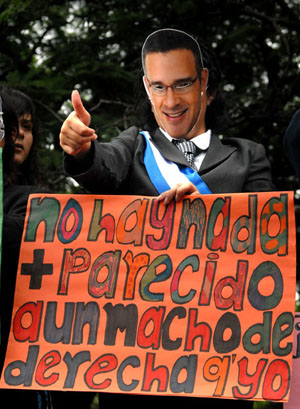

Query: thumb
[[71, 90, 91, 126]]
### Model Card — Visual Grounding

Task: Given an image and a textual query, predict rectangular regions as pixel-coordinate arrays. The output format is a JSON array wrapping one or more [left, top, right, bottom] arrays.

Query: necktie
[[173, 139, 198, 170]]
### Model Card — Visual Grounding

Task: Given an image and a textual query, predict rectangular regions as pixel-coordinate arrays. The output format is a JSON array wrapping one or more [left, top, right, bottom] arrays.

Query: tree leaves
[[0, 0, 299, 193]]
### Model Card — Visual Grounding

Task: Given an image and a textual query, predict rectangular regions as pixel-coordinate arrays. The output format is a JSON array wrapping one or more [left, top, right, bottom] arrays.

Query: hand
[[59, 90, 98, 156], [157, 182, 199, 205]]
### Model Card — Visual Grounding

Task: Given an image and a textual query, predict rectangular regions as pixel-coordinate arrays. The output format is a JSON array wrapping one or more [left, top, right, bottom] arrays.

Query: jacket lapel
[[199, 134, 237, 175], [150, 128, 193, 168]]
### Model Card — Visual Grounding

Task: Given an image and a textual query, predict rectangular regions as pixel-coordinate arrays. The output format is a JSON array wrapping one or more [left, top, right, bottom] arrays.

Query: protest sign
[[0, 192, 296, 402]]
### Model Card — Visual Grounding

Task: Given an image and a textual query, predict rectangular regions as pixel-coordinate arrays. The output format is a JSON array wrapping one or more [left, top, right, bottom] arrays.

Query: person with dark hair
[[0, 86, 41, 186], [0, 87, 96, 409], [0, 89, 51, 408], [59, 28, 275, 408]]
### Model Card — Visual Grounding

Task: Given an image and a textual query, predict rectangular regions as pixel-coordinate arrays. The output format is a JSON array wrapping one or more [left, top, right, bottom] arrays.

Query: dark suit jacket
[[64, 126, 274, 195]]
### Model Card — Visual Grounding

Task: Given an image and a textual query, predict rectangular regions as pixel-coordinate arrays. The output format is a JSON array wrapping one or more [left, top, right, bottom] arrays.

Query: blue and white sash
[[141, 131, 211, 195]]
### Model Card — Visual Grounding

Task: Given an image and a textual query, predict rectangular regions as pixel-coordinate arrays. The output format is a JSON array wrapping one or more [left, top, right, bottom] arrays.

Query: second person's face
[[14, 113, 33, 165]]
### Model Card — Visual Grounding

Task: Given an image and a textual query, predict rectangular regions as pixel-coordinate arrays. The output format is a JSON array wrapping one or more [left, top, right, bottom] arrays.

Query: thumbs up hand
[[59, 90, 97, 156]]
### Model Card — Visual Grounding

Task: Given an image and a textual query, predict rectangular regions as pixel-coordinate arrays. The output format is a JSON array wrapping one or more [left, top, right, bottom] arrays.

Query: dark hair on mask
[[142, 28, 204, 76]]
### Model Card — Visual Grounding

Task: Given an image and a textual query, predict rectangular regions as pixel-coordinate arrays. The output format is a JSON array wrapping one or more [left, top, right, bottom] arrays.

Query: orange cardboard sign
[[0, 192, 296, 402]]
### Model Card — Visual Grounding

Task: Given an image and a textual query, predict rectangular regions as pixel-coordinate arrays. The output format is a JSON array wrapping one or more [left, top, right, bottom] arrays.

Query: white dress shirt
[[159, 128, 211, 171]]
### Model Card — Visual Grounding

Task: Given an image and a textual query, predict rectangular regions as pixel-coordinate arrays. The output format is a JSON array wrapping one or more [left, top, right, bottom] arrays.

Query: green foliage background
[[0, 1, 299, 406], [1, 0, 299, 191], [1, 0, 299, 189]]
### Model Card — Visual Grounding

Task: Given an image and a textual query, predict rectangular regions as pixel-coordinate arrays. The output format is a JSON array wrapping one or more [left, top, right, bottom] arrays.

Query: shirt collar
[[160, 128, 211, 151]]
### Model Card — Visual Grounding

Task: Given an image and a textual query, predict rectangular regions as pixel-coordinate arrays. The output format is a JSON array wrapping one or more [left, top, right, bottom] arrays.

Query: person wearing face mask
[[58, 28, 277, 409], [59, 28, 274, 199]]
